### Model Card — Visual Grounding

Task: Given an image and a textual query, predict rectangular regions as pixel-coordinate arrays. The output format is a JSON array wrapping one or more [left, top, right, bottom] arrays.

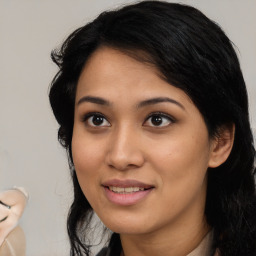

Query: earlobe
[[208, 124, 235, 168]]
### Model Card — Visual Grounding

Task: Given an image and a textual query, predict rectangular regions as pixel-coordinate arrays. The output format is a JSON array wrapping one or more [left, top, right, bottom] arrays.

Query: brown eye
[[151, 115, 164, 126], [144, 113, 173, 127], [84, 114, 111, 127], [92, 115, 104, 126]]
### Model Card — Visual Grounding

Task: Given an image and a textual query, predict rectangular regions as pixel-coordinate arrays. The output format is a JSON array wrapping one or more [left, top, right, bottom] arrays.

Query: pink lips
[[102, 179, 154, 206]]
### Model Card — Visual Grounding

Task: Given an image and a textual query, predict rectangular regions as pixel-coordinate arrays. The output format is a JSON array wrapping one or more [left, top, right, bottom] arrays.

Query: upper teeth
[[109, 186, 145, 193]]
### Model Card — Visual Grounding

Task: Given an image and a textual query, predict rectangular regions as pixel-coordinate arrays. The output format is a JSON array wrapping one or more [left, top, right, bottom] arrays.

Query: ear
[[208, 123, 235, 168]]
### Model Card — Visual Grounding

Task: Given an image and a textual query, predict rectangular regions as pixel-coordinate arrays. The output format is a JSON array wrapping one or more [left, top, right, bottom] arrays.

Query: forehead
[[79, 47, 159, 85], [76, 47, 192, 105]]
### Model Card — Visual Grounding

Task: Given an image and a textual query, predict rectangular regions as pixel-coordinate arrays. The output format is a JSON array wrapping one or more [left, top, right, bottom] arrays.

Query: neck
[[120, 216, 210, 256]]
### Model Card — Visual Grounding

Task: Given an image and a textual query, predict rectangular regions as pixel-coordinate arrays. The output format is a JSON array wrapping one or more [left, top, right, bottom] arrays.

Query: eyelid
[[80, 111, 175, 128], [81, 112, 111, 127], [143, 112, 175, 127]]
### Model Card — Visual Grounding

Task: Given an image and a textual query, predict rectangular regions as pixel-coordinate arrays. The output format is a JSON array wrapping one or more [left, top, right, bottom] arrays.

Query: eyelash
[[81, 112, 175, 128], [81, 112, 111, 127], [144, 112, 175, 127]]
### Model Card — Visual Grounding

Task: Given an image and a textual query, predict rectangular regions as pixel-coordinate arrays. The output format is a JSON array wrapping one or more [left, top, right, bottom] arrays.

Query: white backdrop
[[0, 0, 255, 255]]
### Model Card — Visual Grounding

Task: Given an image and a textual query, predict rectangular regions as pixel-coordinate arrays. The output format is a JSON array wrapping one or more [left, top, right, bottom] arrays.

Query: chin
[[108, 224, 150, 235], [99, 213, 154, 235]]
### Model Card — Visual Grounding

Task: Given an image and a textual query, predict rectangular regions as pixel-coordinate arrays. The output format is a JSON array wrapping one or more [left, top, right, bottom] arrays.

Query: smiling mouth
[[102, 179, 154, 205], [108, 186, 148, 194], [104, 185, 153, 205]]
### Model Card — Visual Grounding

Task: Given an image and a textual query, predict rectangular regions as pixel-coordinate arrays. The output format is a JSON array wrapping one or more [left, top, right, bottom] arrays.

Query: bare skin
[[72, 47, 234, 256]]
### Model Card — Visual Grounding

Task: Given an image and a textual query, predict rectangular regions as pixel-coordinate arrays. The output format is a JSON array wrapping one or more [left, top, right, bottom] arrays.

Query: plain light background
[[0, 0, 255, 255]]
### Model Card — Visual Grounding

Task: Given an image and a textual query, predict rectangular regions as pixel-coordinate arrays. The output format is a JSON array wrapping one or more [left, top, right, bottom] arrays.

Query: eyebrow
[[77, 96, 111, 106], [77, 96, 185, 110], [137, 97, 185, 110]]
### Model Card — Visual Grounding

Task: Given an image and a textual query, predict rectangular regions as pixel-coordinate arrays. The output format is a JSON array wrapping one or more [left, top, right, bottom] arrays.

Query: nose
[[105, 125, 145, 171]]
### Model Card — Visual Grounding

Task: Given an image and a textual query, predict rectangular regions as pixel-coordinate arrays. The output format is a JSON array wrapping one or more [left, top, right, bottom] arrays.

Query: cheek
[[150, 132, 210, 189], [72, 139, 100, 168], [71, 134, 104, 198], [148, 137, 209, 219], [71, 125, 106, 170]]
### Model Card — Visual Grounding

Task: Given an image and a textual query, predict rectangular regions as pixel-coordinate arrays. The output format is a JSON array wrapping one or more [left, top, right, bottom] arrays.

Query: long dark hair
[[49, 1, 256, 255]]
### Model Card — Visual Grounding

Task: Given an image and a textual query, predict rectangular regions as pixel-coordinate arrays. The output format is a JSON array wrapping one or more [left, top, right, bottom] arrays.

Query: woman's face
[[72, 47, 216, 236]]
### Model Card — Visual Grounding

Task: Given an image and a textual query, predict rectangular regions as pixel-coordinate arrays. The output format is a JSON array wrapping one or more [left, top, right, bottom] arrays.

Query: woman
[[49, 1, 256, 255]]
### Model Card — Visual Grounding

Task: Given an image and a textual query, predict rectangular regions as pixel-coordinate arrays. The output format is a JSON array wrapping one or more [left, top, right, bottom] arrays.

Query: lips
[[102, 179, 154, 205]]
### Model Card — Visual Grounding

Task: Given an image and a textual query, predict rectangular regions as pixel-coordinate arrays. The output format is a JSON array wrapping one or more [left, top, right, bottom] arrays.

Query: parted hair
[[49, 1, 256, 255]]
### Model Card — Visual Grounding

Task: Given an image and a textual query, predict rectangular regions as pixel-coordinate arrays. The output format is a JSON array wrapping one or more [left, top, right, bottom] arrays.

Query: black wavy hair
[[49, 1, 256, 255]]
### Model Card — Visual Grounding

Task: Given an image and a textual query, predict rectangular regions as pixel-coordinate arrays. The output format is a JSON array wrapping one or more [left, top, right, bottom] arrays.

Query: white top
[[187, 231, 214, 256]]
